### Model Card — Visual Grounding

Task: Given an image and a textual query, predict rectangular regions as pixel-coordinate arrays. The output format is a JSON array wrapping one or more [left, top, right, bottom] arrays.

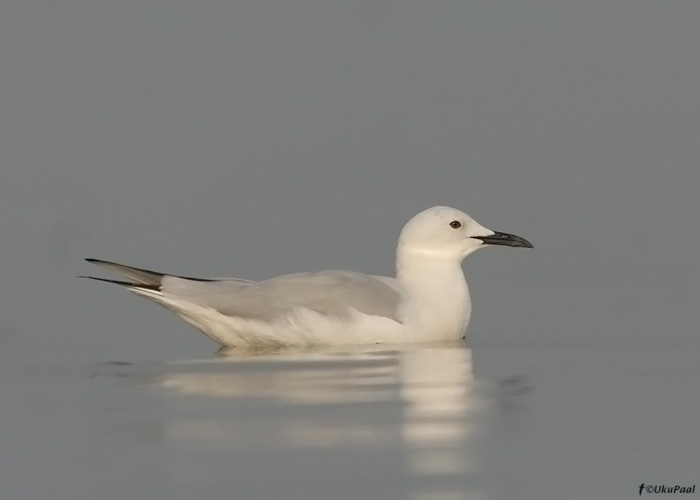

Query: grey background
[[1, 1, 699, 499], [3, 0, 698, 354]]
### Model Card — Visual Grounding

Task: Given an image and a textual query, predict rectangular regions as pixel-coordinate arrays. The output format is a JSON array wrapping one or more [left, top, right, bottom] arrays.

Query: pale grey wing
[[161, 271, 402, 322]]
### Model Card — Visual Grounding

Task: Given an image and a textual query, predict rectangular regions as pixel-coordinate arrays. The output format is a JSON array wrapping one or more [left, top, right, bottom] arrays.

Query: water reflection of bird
[[104, 342, 510, 500], [144, 342, 483, 447]]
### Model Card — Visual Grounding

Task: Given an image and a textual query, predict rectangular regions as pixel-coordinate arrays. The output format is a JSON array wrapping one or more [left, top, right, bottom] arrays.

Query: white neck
[[395, 247, 471, 342]]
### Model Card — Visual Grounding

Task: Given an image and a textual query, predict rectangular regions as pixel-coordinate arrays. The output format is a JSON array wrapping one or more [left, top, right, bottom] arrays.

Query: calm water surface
[[3, 330, 698, 500]]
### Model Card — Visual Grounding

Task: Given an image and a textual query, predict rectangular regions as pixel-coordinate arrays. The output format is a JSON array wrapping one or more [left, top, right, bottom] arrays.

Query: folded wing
[[161, 271, 402, 321], [85, 259, 402, 322]]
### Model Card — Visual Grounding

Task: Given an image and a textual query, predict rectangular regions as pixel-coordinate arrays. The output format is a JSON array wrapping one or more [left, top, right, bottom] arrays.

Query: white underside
[[131, 288, 466, 347]]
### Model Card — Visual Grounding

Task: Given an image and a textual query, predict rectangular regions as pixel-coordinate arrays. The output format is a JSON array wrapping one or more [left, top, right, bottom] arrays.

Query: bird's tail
[[81, 258, 221, 288], [81, 258, 165, 289]]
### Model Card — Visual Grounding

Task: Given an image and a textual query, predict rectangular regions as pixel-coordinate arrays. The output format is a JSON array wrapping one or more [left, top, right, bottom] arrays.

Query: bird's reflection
[[104, 340, 488, 499]]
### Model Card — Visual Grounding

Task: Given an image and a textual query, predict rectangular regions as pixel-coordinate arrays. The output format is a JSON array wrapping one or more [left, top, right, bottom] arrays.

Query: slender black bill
[[472, 231, 534, 248]]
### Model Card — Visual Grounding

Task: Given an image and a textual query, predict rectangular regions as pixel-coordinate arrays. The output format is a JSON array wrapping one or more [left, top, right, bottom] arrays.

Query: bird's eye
[[449, 220, 462, 229]]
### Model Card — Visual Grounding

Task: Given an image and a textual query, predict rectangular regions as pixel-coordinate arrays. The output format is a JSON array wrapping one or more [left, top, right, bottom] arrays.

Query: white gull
[[84, 206, 532, 347]]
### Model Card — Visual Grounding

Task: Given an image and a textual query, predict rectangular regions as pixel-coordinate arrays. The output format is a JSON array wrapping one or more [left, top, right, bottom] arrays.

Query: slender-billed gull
[[83, 206, 532, 346]]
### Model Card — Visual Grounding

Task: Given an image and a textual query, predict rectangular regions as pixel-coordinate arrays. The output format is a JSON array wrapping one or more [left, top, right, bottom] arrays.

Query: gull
[[83, 206, 532, 347]]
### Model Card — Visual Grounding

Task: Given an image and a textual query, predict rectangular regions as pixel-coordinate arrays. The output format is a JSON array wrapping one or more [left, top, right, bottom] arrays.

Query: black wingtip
[[79, 275, 133, 286], [79, 275, 160, 290], [84, 257, 219, 283]]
